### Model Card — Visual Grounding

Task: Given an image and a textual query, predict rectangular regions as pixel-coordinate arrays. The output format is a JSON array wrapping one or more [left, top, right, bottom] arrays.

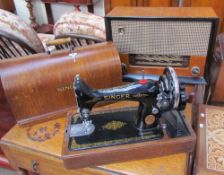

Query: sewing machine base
[[68, 107, 189, 151], [69, 107, 163, 151]]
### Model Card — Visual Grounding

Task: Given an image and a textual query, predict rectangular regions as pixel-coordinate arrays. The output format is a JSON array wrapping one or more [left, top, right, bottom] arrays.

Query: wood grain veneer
[[0, 42, 122, 126], [106, 7, 217, 18], [0, 0, 15, 12]]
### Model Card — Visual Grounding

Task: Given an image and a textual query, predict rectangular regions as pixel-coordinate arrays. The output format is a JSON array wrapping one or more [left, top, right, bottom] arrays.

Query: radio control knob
[[191, 66, 200, 76]]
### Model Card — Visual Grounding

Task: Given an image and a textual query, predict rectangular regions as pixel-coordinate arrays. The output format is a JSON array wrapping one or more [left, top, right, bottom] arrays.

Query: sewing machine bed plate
[[62, 107, 196, 169], [69, 107, 163, 150]]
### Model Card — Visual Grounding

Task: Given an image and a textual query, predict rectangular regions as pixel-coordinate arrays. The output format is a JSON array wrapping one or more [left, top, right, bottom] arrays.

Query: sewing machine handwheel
[[163, 67, 180, 109]]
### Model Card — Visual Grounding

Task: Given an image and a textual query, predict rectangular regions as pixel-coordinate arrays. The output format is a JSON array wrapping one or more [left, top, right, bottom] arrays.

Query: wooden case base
[[62, 103, 196, 169], [0, 102, 193, 175]]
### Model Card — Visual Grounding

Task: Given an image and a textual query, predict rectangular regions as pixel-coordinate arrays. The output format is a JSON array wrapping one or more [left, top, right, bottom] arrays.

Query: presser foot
[[70, 120, 95, 137]]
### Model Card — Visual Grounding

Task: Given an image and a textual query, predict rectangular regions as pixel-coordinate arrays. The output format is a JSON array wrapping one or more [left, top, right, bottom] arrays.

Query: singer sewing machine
[[66, 67, 190, 151]]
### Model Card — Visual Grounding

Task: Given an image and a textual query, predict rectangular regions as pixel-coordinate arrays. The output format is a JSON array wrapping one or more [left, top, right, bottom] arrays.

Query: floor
[[0, 168, 16, 175]]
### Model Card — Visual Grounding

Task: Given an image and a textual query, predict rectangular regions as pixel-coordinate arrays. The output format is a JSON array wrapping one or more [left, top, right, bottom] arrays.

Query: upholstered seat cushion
[[37, 33, 55, 51], [54, 10, 106, 40], [0, 9, 45, 53]]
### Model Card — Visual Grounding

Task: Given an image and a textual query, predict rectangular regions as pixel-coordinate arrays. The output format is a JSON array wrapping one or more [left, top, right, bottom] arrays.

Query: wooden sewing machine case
[[62, 103, 196, 169], [0, 103, 195, 175], [0, 42, 122, 126]]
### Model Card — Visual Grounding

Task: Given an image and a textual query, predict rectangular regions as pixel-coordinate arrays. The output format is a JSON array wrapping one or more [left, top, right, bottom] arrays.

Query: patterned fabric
[[54, 10, 105, 40], [206, 108, 224, 173], [37, 33, 55, 52], [0, 9, 44, 53]]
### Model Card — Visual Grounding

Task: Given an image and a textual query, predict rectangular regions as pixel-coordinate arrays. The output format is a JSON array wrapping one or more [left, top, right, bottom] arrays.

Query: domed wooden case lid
[[0, 42, 122, 126]]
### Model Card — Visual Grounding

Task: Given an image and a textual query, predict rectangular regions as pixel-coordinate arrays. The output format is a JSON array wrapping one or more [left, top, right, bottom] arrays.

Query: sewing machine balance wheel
[[162, 67, 180, 109], [159, 67, 180, 109]]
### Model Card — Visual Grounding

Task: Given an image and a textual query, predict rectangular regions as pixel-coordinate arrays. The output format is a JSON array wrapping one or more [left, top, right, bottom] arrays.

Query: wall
[[13, 0, 104, 25]]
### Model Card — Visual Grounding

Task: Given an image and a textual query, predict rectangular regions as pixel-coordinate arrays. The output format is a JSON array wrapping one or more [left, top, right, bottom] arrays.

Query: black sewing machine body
[[68, 67, 189, 151]]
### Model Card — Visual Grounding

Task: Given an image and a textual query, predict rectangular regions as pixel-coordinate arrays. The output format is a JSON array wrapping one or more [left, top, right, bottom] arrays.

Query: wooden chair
[[53, 10, 106, 50], [46, 34, 104, 50], [0, 9, 48, 60], [0, 30, 37, 60], [0, 25, 105, 60]]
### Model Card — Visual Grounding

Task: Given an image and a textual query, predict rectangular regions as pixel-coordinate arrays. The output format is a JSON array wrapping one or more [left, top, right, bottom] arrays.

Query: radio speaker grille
[[111, 20, 212, 56]]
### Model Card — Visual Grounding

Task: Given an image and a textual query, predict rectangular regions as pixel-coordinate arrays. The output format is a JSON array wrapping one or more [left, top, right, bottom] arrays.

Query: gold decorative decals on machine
[[104, 94, 130, 100], [102, 120, 127, 131], [69, 110, 162, 150]]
